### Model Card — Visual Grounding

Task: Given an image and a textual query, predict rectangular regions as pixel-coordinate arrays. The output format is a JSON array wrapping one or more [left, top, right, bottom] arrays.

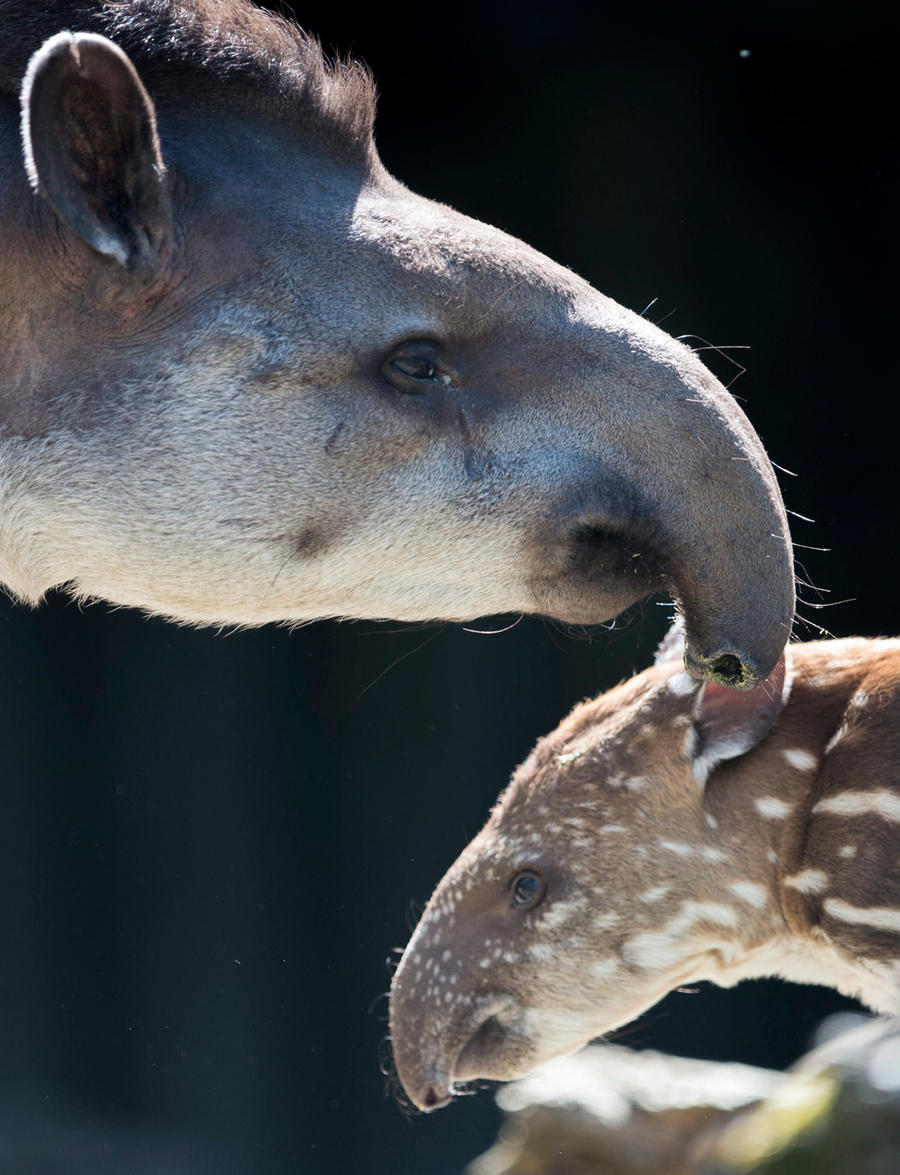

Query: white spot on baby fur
[[814, 790, 900, 823], [701, 847, 727, 863], [528, 942, 556, 963], [681, 901, 738, 927], [729, 881, 768, 908], [682, 726, 698, 758], [640, 885, 671, 904], [823, 898, 900, 934], [672, 714, 692, 727], [659, 840, 695, 857], [851, 690, 869, 709], [785, 869, 829, 895], [502, 951, 519, 964], [767, 849, 777, 864], [839, 844, 858, 859], [589, 957, 619, 981], [622, 931, 695, 969], [705, 814, 719, 829], [625, 776, 648, 791], [442, 949, 452, 962], [668, 672, 699, 696], [557, 749, 583, 766], [594, 912, 620, 930], [825, 726, 846, 754], [783, 748, 818, 772], [541, 901, 583, 929], [755, 796, 792, 820], [601, 824, 627, 834], [622, 901, 738, 969]]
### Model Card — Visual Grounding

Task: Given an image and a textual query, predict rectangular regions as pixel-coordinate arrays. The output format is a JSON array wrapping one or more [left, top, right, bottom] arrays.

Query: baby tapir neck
[[389, 638, 900, 1111]]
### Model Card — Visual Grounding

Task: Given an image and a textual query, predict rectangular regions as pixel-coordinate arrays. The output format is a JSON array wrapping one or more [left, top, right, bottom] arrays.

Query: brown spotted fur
[[390, 638, 900, 1110]]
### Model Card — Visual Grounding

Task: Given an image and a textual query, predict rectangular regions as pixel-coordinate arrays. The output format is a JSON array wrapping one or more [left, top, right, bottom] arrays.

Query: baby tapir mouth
[[392, 991, 523, 1113], [418, 1016, 512, 1112], [454, 1015, 510, 1083]]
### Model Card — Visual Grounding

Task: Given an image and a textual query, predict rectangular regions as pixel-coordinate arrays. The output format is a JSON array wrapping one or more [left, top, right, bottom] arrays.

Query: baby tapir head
[[389, 641, 790, 1111]]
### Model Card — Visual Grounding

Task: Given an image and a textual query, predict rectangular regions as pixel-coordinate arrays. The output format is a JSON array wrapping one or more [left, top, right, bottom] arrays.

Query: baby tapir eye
[[510, 870, 545, 910]]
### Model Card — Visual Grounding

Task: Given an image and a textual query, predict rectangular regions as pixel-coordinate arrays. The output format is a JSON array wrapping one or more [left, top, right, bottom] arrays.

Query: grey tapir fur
[[0, 1, 794, 684]]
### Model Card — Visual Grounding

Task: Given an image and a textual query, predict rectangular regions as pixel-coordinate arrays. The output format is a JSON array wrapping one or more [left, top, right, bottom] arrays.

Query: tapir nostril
[[421, 1085, 452, 1113], [708, 652, 749, 687], [685, 645, 758, 688]]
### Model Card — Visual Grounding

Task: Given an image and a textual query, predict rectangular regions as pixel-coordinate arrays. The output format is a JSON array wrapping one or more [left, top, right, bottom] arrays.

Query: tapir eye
[[381, 340, 442, 393], [510, 870, 545, 910]]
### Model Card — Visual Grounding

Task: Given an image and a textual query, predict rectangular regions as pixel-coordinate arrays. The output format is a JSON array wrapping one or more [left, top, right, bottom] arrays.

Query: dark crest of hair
[[0, 0, 376, 161]]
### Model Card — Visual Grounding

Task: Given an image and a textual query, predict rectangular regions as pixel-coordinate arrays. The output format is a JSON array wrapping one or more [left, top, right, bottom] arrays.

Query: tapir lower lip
[[396, 997, 518, 1112], [453, 1014, 509, 1082]]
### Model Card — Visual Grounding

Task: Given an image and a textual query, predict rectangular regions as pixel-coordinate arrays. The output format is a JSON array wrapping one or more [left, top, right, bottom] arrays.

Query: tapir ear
[[690, 648, 792, 784], [21, 31, 172, 272]]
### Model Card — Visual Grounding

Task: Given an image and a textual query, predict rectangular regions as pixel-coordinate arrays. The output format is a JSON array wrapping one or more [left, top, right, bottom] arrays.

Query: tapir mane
[[0, 0, 375, 159]]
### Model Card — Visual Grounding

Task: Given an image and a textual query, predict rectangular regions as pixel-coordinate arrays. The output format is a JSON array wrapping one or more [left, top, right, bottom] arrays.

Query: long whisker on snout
[[378, 1035, 418, 1116]]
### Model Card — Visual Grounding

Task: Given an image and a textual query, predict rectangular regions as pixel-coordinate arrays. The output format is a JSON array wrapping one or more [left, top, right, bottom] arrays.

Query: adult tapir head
[[0, 1, 793, 684]]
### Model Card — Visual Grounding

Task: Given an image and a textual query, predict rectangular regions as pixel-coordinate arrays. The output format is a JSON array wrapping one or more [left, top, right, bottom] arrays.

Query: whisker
[[463, 614, 524, 635], [355, 628, 444, 701], [771, 461, 798, 477], [675, 333, 749, 388]]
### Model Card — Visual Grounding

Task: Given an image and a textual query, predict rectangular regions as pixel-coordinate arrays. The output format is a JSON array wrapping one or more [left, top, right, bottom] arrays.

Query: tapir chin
[[0, 1, 793, 684]]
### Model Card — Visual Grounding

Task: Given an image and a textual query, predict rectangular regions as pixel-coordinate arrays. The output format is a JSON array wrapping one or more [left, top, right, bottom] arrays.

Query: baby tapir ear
[[655, 617, 686, 667], [21, 31, 173, 272], [691, 648, 792, 784]]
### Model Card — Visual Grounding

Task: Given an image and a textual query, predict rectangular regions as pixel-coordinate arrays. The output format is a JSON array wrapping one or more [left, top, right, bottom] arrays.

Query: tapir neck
[[704, 644, 900, 1014]]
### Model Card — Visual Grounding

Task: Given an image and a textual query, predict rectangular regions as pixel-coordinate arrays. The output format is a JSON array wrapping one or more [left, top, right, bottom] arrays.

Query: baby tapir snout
[[390, 850, 558, 1110]]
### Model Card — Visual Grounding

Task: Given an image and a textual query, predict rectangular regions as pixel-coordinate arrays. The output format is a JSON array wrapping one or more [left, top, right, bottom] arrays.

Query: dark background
[[1, 1, 896, 1171]]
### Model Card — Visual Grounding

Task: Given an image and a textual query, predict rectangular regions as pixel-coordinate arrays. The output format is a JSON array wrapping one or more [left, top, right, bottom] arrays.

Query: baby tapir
[[389, 636, 900, 1110]]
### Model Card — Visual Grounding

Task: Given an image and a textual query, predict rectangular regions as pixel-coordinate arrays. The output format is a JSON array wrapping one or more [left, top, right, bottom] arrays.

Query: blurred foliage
[[709, 1017, 900, 1175], [469, 1018, 900, 1175]]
